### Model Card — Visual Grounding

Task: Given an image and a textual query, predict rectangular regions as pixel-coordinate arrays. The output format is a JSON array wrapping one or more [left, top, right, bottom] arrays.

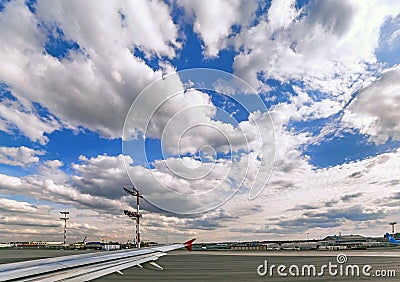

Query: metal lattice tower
[[60, 211, 69, 249], [124, 186, 143, 248]]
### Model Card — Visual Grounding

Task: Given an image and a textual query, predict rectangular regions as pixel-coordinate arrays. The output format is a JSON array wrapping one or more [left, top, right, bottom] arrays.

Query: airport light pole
[[124, 209, 142, 248], [124, 186, 143, 248], [60, 211, 69, 249], [389, 222, 397, 234]]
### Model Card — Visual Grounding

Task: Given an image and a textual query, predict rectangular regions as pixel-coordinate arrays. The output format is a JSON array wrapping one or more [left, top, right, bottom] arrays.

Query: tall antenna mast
[[389, 222, 397, 234], [60, 211, 69, 249], [124, 185, 143, 248]]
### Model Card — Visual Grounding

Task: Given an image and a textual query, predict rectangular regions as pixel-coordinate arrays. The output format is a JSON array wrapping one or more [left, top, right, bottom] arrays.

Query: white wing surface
[[0, 239, 195, 281]]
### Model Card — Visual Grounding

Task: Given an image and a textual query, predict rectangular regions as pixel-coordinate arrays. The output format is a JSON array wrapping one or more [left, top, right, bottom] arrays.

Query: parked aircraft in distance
[[0, 243, 12, 248], [386, 233, 400, 244]]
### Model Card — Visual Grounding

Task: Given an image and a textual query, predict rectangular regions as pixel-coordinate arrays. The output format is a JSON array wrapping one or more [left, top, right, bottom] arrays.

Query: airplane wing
[[0, 238, 195, 282]]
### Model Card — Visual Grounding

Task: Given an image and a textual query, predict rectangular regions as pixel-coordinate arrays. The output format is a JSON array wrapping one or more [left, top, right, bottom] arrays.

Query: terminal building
[[194, 233, 394, 251]]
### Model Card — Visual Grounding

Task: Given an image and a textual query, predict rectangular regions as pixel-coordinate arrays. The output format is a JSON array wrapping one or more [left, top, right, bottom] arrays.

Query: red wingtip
[[184, 238, 196, 251]]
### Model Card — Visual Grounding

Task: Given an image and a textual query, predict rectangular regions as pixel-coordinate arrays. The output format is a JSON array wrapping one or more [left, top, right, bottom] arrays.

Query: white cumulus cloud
[[343, 66, 400, 144], [0, 146, 44, 167]]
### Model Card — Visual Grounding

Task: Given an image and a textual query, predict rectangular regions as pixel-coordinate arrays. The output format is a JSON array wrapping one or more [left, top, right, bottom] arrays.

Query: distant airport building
[[193, 233, 389, 252], [102, 243, 121, 251], [13, 241, 64, 249], [85, 241, 121, 251], [230, 242, 279, 251], [318, 234, 386, 250]]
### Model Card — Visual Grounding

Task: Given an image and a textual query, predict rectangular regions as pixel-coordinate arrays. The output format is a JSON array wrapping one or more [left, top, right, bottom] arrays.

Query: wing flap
[[0, 249, 162, 281], [17, 252, 166, 282]]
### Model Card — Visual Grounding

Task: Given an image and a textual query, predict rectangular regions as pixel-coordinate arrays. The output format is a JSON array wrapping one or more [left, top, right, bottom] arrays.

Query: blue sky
[[1, 0, 400, 243]]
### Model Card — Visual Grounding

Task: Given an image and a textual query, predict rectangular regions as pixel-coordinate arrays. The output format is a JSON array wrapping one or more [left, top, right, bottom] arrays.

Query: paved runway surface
[[1, 249, 400, 281]]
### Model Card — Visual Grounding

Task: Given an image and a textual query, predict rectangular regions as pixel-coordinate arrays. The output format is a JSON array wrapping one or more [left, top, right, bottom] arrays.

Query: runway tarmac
[[1, 249, 400, 281], [101, 250, 400, 281]]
